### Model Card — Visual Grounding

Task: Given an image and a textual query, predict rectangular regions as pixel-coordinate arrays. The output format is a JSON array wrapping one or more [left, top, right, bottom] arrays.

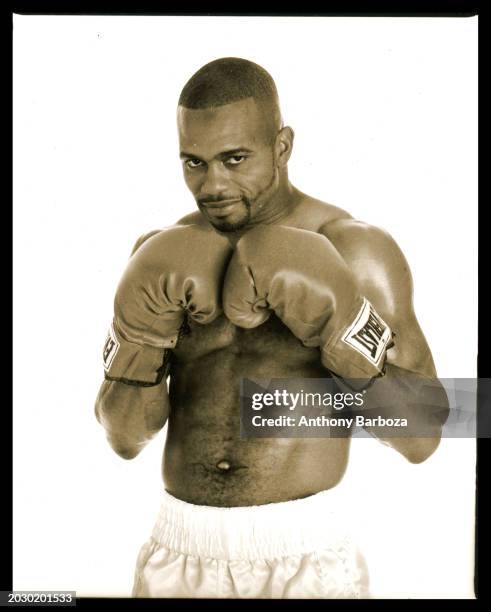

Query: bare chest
[[171, 312, 321, 368]]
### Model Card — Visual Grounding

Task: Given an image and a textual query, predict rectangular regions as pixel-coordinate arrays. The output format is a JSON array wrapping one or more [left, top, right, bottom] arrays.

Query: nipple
[[216, 460, 231, 471]]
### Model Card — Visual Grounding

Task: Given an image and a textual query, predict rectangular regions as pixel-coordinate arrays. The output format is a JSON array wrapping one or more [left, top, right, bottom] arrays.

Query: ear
[[274, 126, 294, 167]]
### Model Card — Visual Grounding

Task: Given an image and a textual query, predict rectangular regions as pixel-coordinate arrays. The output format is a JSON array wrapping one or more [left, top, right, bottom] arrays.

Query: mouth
[[204, 199, 243, 216]]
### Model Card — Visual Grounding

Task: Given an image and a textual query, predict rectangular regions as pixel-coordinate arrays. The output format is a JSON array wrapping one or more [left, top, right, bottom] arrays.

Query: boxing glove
[[103, 224, 233, 385], [222, 225, 393, 381]]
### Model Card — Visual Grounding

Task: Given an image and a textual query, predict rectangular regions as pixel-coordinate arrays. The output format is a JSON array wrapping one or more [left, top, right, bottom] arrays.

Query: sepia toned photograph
[[13, 14, 477, 599]]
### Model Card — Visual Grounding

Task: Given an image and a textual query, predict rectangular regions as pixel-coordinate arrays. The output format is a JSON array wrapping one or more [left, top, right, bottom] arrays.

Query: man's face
[[177, 98, 278, 232]]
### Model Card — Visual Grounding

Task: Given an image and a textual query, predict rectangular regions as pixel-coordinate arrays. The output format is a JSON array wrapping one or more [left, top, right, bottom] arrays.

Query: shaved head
[[178, 57, 282, 143]]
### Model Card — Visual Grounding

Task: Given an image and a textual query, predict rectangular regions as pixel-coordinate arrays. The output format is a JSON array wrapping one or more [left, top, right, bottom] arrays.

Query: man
[[95, 57, 449, 599]]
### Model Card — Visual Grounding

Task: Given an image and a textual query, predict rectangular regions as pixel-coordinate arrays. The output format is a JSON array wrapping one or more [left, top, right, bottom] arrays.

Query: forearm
[[94, 378, 170, 459], [336, 363, 450, 463]]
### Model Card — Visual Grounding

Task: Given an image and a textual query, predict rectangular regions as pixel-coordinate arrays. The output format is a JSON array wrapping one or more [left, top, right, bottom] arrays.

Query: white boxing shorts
[[132, 488, 370, 599]]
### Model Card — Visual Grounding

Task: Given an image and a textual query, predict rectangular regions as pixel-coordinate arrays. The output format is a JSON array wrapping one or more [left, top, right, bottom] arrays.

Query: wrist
[[103, 321, 173, 386]]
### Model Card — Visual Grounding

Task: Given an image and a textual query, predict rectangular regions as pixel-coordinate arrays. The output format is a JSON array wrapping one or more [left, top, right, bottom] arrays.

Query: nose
[[199, 162, 229, 199]]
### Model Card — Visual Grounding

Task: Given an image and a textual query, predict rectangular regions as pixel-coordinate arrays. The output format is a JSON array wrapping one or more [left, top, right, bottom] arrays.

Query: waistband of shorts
[[150, 488, 352, 561]]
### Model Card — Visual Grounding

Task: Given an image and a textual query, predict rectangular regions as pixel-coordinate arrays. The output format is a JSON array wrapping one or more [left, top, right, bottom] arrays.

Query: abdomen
[[163, 315, 351, 506]]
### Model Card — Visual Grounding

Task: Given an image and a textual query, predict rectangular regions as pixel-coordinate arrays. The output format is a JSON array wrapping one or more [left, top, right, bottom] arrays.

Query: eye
[[226, 155, 246, 166], [185, 158, 203, 169]]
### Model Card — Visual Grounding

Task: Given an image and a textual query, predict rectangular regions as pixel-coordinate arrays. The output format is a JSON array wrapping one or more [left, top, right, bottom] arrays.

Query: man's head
[[177, 57, 293, 231]]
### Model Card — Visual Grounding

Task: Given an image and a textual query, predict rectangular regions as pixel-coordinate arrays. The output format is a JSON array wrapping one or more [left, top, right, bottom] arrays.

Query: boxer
[[95, 57, 449, 599]]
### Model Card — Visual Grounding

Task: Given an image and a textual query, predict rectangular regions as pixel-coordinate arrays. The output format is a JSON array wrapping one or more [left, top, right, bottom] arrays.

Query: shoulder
[[292, 195, 408, 270], [319, 217, 390, 245], [175, 211, 209, 227], [287, 196, 408, 272], [287, 194, 352, 232], [130, 229, 163, 256], [319, 218, 414, 312], [319, 217, 407, 268], [130, 212, 208, 255]]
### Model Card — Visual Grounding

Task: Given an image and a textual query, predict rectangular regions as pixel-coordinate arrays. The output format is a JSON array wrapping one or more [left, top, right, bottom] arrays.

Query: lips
[[205, 198, 242, 209], [205, 199, 242, 216]]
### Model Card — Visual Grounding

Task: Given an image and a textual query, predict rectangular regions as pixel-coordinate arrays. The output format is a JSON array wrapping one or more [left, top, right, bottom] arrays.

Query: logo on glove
[[342, 298, 392, 367], [103, 323, 120, 371]]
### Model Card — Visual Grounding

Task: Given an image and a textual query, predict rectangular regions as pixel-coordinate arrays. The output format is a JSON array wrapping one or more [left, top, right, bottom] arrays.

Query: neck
[[249, 162, 303, 224], [251, 180, 297, 226]]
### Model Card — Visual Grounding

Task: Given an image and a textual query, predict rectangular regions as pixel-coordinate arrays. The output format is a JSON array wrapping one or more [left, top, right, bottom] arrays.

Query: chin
[[210, 219, 248, 232], [208, 213, 251, 233]]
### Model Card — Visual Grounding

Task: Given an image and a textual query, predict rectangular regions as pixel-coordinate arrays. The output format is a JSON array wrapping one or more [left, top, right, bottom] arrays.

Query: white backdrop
[[13, 15, 477, 598]]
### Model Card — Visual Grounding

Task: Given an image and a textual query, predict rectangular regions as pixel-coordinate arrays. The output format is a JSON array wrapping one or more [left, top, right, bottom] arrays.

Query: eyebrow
[[179, 148, 254, 160]]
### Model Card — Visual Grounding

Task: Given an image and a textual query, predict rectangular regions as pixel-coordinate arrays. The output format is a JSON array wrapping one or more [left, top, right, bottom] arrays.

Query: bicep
[[356, 249, 436, 377], [322, 221, 437, 377]]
